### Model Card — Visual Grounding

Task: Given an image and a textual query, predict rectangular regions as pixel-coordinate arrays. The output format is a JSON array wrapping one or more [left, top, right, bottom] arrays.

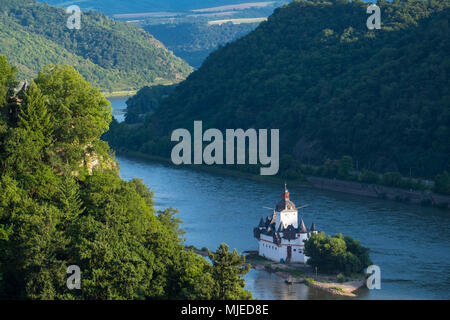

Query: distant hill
[[0, 0, 192, 92], [41, 1, 289, 69], [105, 0, 450, 180], [40, 0, 280, 15], [144, 21, 260, 68]]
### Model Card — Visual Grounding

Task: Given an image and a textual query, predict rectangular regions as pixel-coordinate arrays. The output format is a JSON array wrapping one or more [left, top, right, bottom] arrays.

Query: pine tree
[[18, 81, 52, 146], [208, 243, 252, 300], [58, 171, 84, 224]]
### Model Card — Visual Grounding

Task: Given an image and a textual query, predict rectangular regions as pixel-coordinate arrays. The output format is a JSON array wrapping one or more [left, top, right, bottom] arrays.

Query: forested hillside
[[106, 0, 450, 184], [125, 85, 177, 123], [0, 56, 251, 299], [0, 0, 192, 92]]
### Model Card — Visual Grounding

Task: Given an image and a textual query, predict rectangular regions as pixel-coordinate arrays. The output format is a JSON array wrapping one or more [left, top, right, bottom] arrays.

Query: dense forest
[[0, 0, 192, 92], [106, 0, 450, 194], [125, 85, 177, 124], [0, 56, 251, 300]]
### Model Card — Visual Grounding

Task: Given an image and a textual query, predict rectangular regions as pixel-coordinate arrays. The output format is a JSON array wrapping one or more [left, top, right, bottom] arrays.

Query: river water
[[108, 96, 128, 123], [109, 98, 450, 300]]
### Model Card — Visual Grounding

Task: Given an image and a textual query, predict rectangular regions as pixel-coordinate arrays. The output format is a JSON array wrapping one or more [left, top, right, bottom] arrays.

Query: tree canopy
[[304, 232, 372, 275], [0, 56, 250, 300]]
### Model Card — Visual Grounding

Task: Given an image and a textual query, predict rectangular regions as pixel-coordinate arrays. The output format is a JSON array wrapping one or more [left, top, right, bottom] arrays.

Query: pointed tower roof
[[258, 218, 265, 228], [310, 222, 317, 232], [275, 184, 296, 212], [299, 218, 308, 233]]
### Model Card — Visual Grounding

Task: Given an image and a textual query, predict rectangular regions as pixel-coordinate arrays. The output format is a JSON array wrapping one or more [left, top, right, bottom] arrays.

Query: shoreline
[[188, 247, 365, 298], [244, 252, 365, 298], [115, 150, 450, 210], [103, 90, 137, 98]]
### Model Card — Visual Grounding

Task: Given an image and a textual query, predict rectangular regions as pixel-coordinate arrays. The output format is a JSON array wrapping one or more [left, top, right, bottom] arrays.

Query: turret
[[310, 222, 318, 234], [258, 218, 265, 228], [299, 218, 308, 233], [283, 183, 290, 201]]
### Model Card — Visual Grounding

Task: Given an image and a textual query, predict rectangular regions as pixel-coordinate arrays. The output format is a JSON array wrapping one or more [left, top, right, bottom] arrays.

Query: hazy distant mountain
[[143, 22, 259, 68], [40, 0, 282, 15]]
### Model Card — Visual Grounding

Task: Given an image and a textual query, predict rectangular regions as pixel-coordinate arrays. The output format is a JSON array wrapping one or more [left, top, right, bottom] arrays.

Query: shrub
[[304, 233, 372, 275]]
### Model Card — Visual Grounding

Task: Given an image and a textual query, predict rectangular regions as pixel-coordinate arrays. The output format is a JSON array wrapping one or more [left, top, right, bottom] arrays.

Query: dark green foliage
[[304, 232, 372, 275], [0, 57, 249, 300], [106, 0, 450, 180], [0, 55, 18, 108], [125, 85, 177, 124], [0, 0, 192, 91], [434, 171, 450, 195], [207, 243, 252, 300], [358, 170, 380, 184], [381, 172, 404, 187]]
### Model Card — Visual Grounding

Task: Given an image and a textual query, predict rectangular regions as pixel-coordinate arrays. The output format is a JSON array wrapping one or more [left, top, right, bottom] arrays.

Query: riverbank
[[244, 252, 365, 298], [307, 177, 450, 210], [114, 150, 305, 186], [187, 246, 365, 297], [103, 90, 137, 98], [114, 150, 450, 210]]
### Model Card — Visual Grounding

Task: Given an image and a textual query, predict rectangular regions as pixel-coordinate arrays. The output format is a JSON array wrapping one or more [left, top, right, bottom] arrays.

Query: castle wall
[[258, 234, 309, 263]]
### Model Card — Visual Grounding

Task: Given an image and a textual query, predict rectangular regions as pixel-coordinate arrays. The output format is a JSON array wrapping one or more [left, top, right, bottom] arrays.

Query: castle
[[253, 185, 318, 263]]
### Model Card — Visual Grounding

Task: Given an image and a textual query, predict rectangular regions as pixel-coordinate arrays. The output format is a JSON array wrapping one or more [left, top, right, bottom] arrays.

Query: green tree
[[208, 243, 252, 300], [0, 57, 242, 300], [0, 55, 17, 109], [18, 81, 53, 146], [304, 232, 372, 274], [434, 171, 450, 195], [382, 172, 403, 187], [35, 65, 111, 146], [358, 170, 380, 184], [58, 171, 84, 224], [338, 155, 354, 178]]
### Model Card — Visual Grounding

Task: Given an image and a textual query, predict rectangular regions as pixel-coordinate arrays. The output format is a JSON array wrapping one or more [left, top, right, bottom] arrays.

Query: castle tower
[[275, 184, 298, 230]]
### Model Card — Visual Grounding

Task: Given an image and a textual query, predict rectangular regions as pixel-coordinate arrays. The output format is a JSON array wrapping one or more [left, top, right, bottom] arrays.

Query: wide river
[[109, 97, 450, 300]]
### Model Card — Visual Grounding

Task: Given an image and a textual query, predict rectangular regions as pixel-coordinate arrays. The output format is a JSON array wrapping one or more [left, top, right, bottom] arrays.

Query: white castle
[[253, 185, 318, 263]]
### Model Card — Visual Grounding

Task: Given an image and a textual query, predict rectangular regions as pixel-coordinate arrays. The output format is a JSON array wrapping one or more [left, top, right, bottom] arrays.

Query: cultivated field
[[208, 17, 268, 25], [191, 2, 275, 13]]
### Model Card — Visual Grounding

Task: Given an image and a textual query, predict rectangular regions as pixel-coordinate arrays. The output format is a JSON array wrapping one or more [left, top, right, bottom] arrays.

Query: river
[[108, 96, 128, 123], [108, 97, 450, 300]]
